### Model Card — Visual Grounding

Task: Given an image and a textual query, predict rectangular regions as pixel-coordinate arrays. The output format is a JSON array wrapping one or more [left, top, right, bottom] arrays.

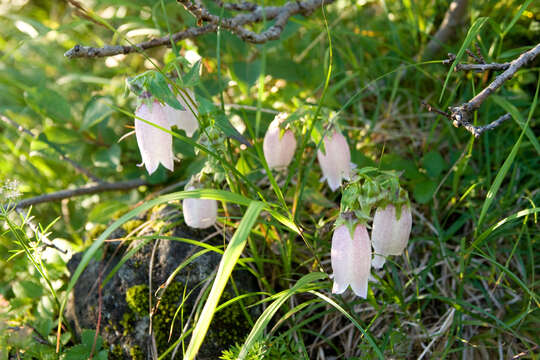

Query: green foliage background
[[0, 0, 538, 358]]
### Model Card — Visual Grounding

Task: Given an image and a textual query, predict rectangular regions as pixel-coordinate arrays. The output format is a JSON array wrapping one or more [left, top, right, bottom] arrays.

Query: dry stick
[[448, 43, 540, 129], [64, 0, 334, 58], [0, 114, 101, 182], [443, 53, 510, 71], [14, 179, 147, 209], [422, 0, 469, 59]]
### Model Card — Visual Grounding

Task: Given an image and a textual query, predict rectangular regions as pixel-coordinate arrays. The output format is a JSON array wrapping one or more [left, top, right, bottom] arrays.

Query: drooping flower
[[263, 113, 297, 169], [317, 130, 352, 191], [182, 186, 218, 229], [163, 89, 199, 137], [135, 101, 174, 175], [371, 204, 412, 269], [331, 224, 371, 298]]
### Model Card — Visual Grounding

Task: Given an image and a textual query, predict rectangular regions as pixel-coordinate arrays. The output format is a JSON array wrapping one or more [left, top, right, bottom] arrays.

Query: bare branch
[[421, 102, 511, 138], [448, 43, 540, 126], [65, 0, 334, 59], [213, 0, 258, 12], [0, 114, 102, 182], [443, 53, 510, 72], [422, 0, 469, 59], [14, 179, 147, 209]]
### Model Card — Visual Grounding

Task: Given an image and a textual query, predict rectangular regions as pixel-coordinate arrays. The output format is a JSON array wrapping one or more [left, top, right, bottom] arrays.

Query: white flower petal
[[331, 224, 371, 298], [317, 130, 351, 191], [182, 186, 218, 229], [371, 205, 412, 269], [165, 89, 199, 137], [135, 102, 174, 174], [263, 115, 297, 169]]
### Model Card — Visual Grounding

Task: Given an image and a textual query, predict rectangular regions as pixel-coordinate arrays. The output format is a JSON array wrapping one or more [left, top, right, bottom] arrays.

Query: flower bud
[[182, 186, 218, 229], [331, 224, 371, 298], [164, 89, 199, 137], [317, 130, 351, 191], [135, 101, 174, 175], [371, 205, 412, 269], [263, 114, 297, 170]]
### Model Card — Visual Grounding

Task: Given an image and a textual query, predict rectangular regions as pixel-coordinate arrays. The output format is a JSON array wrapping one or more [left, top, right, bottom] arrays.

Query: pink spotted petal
[[263, 116, 297, 169], [165, 90, 199, 137]]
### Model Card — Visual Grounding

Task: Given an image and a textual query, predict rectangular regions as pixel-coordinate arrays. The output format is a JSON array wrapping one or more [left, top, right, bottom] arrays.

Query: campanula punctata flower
[[134, 101, 174, 175], [317, 130, 352, 191], [164, 89, 199, 137], [263, 113, 297, 169], [371, 204, 412, 269], [331, 224, 371, 298], [182, 186, 218, 229]]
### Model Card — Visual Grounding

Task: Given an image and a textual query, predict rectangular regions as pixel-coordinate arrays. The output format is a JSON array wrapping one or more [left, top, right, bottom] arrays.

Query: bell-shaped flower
[[331, 224, 371, 298], [263, 114, 297, 169], [182, 186, 218, 229], [164, 89, 199, 137], [317, 130, 351, 191], [371, 204, 412, 269], [135, 101, 174, 175]]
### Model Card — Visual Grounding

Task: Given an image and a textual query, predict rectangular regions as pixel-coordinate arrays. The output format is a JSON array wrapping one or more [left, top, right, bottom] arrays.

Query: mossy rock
[[66, 206, 259, 359]]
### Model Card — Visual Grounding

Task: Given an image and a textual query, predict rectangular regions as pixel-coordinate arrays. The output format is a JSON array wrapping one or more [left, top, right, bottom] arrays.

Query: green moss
[[109, 344, 124, 360], [87, 224, 107, 240], [209, 291, 252, 350], [121, 220, 144, 234], [129, 345, 143, 360], [126, 285, 148, 315]]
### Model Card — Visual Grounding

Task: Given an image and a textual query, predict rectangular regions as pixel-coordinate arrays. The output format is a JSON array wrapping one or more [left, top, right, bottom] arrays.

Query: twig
[[64, 0, 334, 58], [14, 179, 147, 209], [448, 43, 540, 127], [443, 53, 510, 72], [421, 102, 511, 138], [213, 0, 258, 12], [0, 114, 101, 182], [422, 0, 469, 59]]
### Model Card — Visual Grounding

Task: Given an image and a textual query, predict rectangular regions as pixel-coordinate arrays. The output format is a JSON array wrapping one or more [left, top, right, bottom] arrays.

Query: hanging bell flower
[[263, 113, 297, 170], [371, 204, 412, 269], [331, 224, 371, 298], [317, 130, 352, 191], [164, 89, 199, 137], [134, 101, 174, 175], [182, 186, 218, 229]]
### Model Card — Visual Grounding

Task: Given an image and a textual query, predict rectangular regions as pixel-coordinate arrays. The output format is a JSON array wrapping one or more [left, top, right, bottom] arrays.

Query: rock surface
[[66, 206, 258, 359]]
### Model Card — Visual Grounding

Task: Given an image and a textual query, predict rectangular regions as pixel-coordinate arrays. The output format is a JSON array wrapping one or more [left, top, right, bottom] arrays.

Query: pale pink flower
[[135, 101, 174, 175], [331, 224, 371, 298], [263, 114, 297, 169], [317, 130, 351, 191], [164, 89, 199, 137], [371, 205, 412, 269], [182, 186, 218, 229]]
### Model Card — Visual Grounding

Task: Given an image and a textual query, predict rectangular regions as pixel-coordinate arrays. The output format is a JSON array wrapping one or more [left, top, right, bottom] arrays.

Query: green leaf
[[12, 280, 43, 299], [92, 144, 121, 168], [412, 178, 437, 204], [148, 71, 184, 110], [183, 60, 201, 87], [81, 97, 113, 130], [24, 87, 72, 123], [439, 17, 488, 103], [43, 126, 80, 144], [422, 150, 446, 178], [88, 201, 128, 224], [215, 113, 251, 146]]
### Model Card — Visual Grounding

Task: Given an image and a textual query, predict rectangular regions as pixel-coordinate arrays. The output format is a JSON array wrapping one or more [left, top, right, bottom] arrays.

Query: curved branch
[[65, 0, 334, 59]]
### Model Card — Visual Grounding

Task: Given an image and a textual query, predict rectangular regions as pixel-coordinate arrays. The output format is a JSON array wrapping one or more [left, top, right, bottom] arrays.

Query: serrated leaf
[[183, 60, 201, 87], [147, 72, 184, 110]]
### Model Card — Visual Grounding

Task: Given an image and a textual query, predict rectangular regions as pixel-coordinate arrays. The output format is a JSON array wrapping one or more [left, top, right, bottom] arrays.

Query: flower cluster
[[263, 115, 352, 191], [331, 204, 412, 298]]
